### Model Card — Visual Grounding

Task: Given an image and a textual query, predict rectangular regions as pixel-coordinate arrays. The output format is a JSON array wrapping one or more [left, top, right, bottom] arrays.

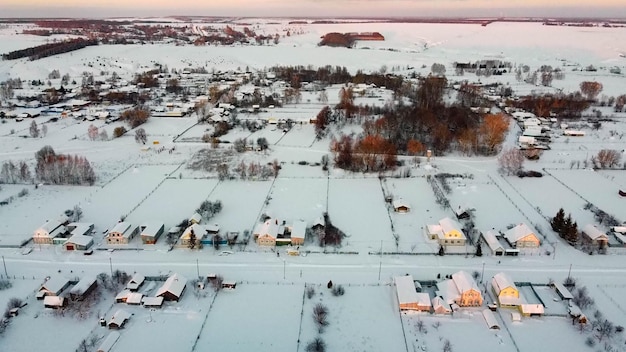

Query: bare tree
[[313, 303, 329, 333], [41, 124, 48, 137], [29, 120, 39, 138], [87, 125, 98, 141], [134, 128, 147, 144], [442, 339, 453, 352], [498, 147, 525, 175], [305, 337, 326, 352], [596, 319, 616, 342], [99, 129, 108, 141], [596, 149, 621, 169]]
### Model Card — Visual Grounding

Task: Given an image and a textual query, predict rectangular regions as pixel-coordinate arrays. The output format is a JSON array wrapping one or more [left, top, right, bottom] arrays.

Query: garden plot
[[403, 311, 516, 352], [276, 124, 317, 148], [108, 293, 212, 352], [0, 278, 39, 312], [142, 116, 197, 140], [80, 165, 179, 232], [263, 178, 327, 225], [300, 284, 406, 352], [384, 178, 449, 253], [0, 184, 94, 246], [531, 285, 569, 316], [448, 180, 524, 231], [507, 316, 592, 352], [195, 283, 303, 352], [205, 180, 273, 236], [275, 162, 328, 178], [125, 178, 220, 231], [247, 127, 290, 146], [327, 178, 393, 251], [175, 123, 215, 141], [588, 284, 626, 328], [547, 169, 626, 220]]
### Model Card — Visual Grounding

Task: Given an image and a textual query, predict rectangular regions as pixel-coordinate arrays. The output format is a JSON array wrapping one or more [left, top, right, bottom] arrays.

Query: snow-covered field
[[1, 18, 626, 352]]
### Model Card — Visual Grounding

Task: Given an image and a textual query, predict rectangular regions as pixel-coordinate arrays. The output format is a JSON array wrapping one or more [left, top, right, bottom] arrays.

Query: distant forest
[[2, 38, 98, 61]]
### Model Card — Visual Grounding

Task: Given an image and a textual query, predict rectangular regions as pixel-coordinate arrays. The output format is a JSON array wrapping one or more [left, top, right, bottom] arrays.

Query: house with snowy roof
[[254, 219, 283, 246], [180, 223, 207, 247], [426, 217, 466, 246], [502, 223, 540, 248], [140, 222, 164, 244], [432, 296, 452, 314], [37, 276, 70, 299], [491, 272, 520, 306], [33, 220, 66, 244], [290, 220, 307, 246], [392, 199, 411, 213], [63, 222, 94, 250], [155, 273, 187, 301], [108, 309, 132, 329], [481, 230, 505, 256], [69, 276, 97, 301], [106, 222, 139, 245], [581, 224, 608, 248], [436, 270, 483, 307], [126, 273, 145, 291]]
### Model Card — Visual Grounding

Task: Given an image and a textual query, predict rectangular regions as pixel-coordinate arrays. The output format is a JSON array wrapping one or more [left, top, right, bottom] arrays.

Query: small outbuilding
[[96, 332, 120, 352], [482, 309, 500, 329], [38, 276, 70, 299], [392, 199, 411, 213], [126, 273, 145, 291], [142, 296, 164, 308], [44, 296, 67, 309], [108, 309, 132, 329], [69, 276, 97, 301], [581, 224, 608, 248]]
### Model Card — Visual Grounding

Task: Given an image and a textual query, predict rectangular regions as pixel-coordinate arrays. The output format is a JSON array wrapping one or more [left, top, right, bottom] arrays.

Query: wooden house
[[254, 219, 281, 246], [126, 273, 145, 291], [44, 296, 67, 309], [426, 217, 466, 246], [581, 224, 608, 248], [155, 273, 187, 301], [107, 222, 139, 245], [33, 220, 66, 244], [69, 276, 97, 301], [115, 289, 132, 303], [180, 224, 207, 247], [64, 234, 94, 251], [108, 309, 132, 329], [37, 276, 70, 299], [395, 275, 419, 311], [502, 223, 540, 248], [221, 281, 237, 289], [189, 212, 202, 225], [140, 223, 165, 244], [290, 220, 307, 246], [491, 272, 520, 306], [481, 230, 505, 256], [96, 332, 120, 352], [436, 271, 483, 307], [431, 296, 452, 315]]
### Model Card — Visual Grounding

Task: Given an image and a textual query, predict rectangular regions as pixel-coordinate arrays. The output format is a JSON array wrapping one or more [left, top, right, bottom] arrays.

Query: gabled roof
[[155, 273, 187, 298], [482, 309, 500, 329], [254, 219, 280, 239], [392, 199, 410, 210], [126, 292, 143, 304], [70, 276, 96, 296], [97, 332, 120, 352], [431, 296, 451, 312], [482, 230, 504, 252], [35, 220, 63, 235], [181, 224, 207, 240], [394, 275, 418, 305], [503, 223, 536, 243], [416, 292, 431, 307], [109, 222, 132, 236], [520, 304, 544, 315], [492, 272, 517, 295], [141, 222, 164, 237], [189, 212, 202, 224], [115, 289, 132, 301], [67, 222, 94, 237], [452, 271, 479, 294], [440, 217, 462, 235], [291, 220, 307, 240], [582, 224, 607, 240], [65, 234, 93, 247], [142, 296, 164, 306], [43, 295, 65, 307], [109, 309, 131, 327], [40, 276, 70, 295], [126, 273, 145, 290]]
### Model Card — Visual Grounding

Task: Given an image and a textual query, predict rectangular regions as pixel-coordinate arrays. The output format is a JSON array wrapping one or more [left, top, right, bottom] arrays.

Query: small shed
[[126, 292, 143, 305], [519, 304, 545, 317], [115, 289, 132, 303], [432, 296, 452, 315], [511, 311, 522, 322], [108, 309, 132, 329], [189, 212, 202, 225], [392, 199, 411, 213], [221, 281, 237, 289], [38, 276, 71, 298], [140, 223, 165, 244], [126, 273, 145, 291], [552, 282, 574, 300], [482, 309, 500, 329]]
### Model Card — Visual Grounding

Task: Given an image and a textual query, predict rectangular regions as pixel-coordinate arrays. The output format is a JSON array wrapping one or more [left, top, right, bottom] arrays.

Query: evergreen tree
[[551, 208, 565, 232], [560, 215, 572, 240], [438, 244, 445, 256], [566, 221, 579, 246], [475, 240, 483, 257], [188, 229, 197, 249]]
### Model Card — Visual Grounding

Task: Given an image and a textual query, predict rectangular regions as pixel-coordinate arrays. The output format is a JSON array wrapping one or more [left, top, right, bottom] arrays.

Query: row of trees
[[330, 134, 397, 172], [35, 146, 96, 185], [551, 208, 579, 246], [0, 161, 31, 184], [2, 38, 98, 61]]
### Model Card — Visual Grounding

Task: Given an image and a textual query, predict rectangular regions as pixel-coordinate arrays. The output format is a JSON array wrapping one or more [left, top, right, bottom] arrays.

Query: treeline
[[2, 38, 98, 61], [35, 146, 96, 186], [514, 93, 590, 118]]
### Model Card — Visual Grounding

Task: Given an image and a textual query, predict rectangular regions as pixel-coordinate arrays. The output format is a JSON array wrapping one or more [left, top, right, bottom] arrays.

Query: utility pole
[[480, 262, 485, 284], [2, 256, 7, 278], [283, 259, 286, 280], [567, 264, 572, 281], [378, 240, 383, 280], [196, 259, 200, 278], [109, 257, 113, 276]]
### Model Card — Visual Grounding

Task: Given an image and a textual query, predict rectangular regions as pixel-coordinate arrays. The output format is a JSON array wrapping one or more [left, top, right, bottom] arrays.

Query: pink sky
[[3, 0, 626, 18]]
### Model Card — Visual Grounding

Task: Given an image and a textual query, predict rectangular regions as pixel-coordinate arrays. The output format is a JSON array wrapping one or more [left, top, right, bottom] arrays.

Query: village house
[[290, 220, 307, 246], [32, 219, 66, 244], [254, 219, 283, 246], [394, 275, 431, 312], [155, 273, 187, 301], [502, 223, 541, 248], [69, 276, 97, 301], [426, 217, 467, 246], [311, 217, 325, 233], [180, 223, 207, 247], [44, 296, 67, 309], [126, 292, 143, 305], [126, 273, 145, 291], [37, 276, 70, 299], [392, 199, 411, 213], [482, 309, 500, 329], [106, 222, 139, 245], [63, 222, 95, 250], [115, 289, 132, 303], [431, 296, 452, 315], [140, 222, 165, 244], [481, 230, 505, 256], [491, 272, 520, 307], [436, 271, 483, 307], [189, 212, 202, 225], [142, 296, 164, 308], [108, 309, 132, 329], [96, 332, 120, 352], [581, 224, 608, 248]]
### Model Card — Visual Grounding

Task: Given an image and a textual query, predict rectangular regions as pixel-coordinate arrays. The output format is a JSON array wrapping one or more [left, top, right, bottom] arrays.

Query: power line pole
[[109, 257, 113, 276], [378, 240, 383, 281], [2, 256, 7, 278], [196, 259, 200, 278]]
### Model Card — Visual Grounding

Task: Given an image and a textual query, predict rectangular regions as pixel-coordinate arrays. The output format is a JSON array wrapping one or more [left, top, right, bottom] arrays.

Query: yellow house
[[426, 217, 466, 246], [503, 223, 540, 248], [179, 224, 206, 247], [491, 272, 520, 306]]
